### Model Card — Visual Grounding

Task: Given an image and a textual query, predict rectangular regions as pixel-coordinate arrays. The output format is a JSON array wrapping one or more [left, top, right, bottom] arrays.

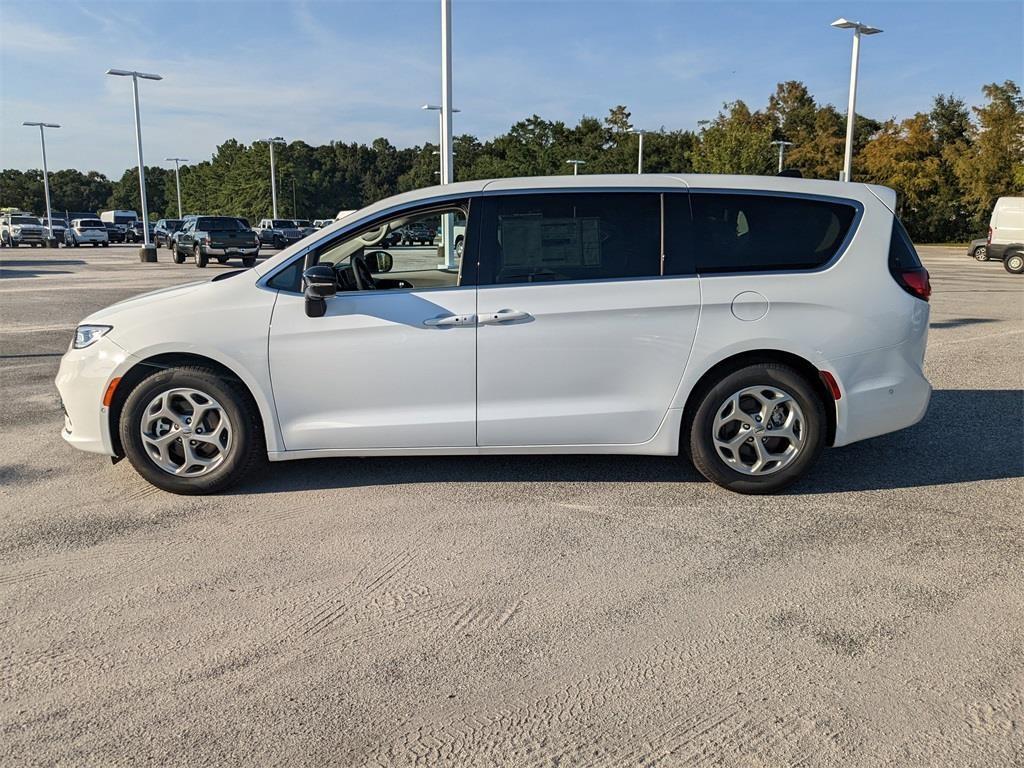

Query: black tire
[[119, 366, 264, 495], [216, 256, 229, 264], [242, 256, 257, 268], [686, 363, 826, 494], [102, 242, 109, 247], [10, 241, 18, 248], [1005, 253, 1024, 274], [172, 243, 185, 264], [973, 245, 988, 261], [194, 245, 208, 268]]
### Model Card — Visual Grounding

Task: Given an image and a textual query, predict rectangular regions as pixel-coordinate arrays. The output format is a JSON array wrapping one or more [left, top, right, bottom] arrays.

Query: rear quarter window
[[688, 193, 858, 273]]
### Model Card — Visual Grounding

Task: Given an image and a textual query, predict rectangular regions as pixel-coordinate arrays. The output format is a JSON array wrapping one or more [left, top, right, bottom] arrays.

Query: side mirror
[[303, 265, 337, 318], [365, 250, 394, 273]]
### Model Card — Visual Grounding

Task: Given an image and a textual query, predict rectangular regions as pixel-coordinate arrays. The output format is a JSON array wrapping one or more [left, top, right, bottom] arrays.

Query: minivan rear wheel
[[119, 366, 263, 494], [687, 363, 826, 494]]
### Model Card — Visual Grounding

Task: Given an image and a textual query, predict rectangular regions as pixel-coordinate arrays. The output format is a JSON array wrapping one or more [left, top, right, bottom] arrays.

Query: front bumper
[[55, 336, 132, 456], [10, 232, 45, 243]]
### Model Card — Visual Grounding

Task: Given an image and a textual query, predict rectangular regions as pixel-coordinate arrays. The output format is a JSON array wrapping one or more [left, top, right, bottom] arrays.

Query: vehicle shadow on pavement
[[793, 389, 1022, 494], [928, 317, 997, 329], [0, 268, 77, 279], [233, 389, 1022, 496]]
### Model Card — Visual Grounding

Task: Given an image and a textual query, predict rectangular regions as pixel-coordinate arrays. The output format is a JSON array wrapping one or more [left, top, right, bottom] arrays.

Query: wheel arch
[[679, 349, 838, 448], [108, 352, 275, 458]]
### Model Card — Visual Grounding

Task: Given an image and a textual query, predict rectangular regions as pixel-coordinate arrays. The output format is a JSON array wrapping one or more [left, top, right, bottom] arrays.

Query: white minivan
[[987, 196, 1024, 274], [56, 175, 932, 494]]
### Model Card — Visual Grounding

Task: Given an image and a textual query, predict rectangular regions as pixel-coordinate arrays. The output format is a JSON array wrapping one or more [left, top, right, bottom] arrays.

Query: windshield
[[45, 219, 68, 227], [79, 219, 104, 228], [165, 219, 182, 229], [271, 220, 294, 228], [293, 220, 311, 227], [12, 216, 38, 225], [197, 217, 245, 230]]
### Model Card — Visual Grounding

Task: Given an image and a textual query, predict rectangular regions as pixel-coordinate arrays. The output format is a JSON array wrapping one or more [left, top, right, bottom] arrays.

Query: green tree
[[690, 101, 775, 174], [955, 81, 1024, 232]]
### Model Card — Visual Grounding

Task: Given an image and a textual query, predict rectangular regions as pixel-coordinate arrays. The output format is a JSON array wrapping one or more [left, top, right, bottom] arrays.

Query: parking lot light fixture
[[165, 158, 187, 219], [831, 18, 883, 182], [423, 100, 461, 270], [22, 122, 60, 245], [566, 159, 586, 176], [258, 137, 286, 219], [106, 68, 162, 261], [629, 129, 645, 174], [771, 140, 793, 173]]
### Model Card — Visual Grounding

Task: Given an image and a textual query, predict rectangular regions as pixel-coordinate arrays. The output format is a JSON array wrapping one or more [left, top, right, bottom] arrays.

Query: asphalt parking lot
[[1, 244, 1021, 766]]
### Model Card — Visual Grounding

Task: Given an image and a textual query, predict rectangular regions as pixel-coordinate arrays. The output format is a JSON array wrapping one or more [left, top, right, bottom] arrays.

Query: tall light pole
[[831, 18, 882, 182], [165, 158, 187, 219], [771, 140, 793, 173], [106, 68, 162, 261], [566, 160, 586, 175], [23, 122, 60, 246], [258, 137, 285, 218], [629, 129, 645, 174]]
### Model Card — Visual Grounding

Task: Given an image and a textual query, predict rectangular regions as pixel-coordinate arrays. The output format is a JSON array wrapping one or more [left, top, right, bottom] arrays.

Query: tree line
[[2, 80, 1020, 242]]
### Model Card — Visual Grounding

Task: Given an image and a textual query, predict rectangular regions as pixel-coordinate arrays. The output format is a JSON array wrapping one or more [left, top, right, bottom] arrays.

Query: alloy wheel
[[711, 385, 805, 475], [139, 388, 233, 477]]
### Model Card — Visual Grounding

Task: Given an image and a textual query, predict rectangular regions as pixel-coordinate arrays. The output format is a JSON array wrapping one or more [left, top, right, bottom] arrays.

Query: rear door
[[474, 191, 701, 447]]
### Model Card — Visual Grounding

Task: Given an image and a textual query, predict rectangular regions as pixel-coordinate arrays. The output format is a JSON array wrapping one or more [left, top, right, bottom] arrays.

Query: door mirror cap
[[303, 264, 338, 299], [303, 264, 336, 318]]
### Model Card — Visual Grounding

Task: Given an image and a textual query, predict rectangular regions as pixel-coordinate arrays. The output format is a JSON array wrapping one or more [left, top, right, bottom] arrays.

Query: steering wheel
[[351, 254, 377, 290]]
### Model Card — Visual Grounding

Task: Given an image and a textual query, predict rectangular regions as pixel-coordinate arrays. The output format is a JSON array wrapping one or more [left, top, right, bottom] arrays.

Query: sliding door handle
[[479, 309, 532, 325]]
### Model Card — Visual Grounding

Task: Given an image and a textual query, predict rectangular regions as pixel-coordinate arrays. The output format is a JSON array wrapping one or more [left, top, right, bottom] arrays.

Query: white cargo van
[[987, 197, 1024, 273], [100, 210, 139, 226]]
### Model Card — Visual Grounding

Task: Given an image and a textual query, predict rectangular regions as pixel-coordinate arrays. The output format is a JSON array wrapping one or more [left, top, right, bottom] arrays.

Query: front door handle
[[423, 313, 476, 327], [478, 309, 532, 324]]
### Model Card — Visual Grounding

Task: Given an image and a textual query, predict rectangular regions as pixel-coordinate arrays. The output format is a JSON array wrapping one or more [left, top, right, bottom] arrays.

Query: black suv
[[104, 223, 127, 243], [154, 219, 183, 248]]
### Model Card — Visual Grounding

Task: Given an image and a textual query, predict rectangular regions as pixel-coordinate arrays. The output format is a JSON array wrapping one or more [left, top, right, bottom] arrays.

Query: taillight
[[987, 227, 993, 244], [894, 267, 931, 302]]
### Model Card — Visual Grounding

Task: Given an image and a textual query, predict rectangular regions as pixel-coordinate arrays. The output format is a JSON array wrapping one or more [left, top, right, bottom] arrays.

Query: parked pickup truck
[[172, 216, 260, 268], [255, 218, 306, 249], [1, 214, 46, 247]]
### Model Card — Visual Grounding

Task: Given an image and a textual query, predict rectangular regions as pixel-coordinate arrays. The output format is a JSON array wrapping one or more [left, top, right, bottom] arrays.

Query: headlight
[[73, 325, 112, 349]]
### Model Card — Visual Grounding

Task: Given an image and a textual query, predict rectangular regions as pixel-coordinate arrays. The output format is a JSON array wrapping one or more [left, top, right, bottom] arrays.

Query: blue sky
[[1, 0, 1020, 177]]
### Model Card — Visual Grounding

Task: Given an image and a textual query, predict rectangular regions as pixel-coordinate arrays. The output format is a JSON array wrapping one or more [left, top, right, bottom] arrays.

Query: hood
[[84, 279, 211, 323]]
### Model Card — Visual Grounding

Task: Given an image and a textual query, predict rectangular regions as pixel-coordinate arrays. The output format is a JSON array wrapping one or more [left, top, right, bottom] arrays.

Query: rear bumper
[[201, 245, 259, 256], [826, 322, 931, 447]]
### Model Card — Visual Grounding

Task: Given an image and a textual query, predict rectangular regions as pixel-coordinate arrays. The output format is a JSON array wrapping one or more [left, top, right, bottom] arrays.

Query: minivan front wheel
[[688, 363, 825, 494], [119, 366, 263, 494], [1005, 253, 1024, 274]]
